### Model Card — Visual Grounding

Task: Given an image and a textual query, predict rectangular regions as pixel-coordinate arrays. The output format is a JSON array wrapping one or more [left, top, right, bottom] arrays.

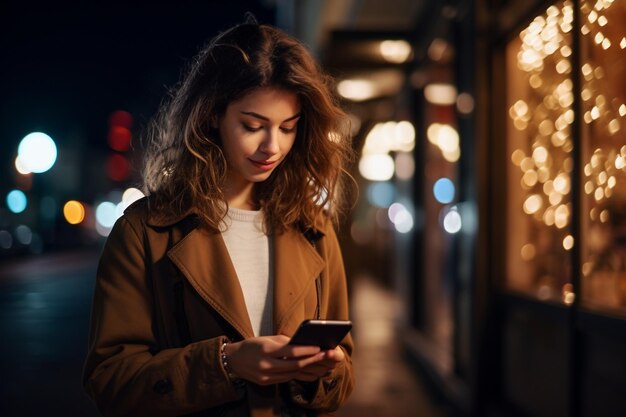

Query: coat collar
[[165, 220, 325, 340]]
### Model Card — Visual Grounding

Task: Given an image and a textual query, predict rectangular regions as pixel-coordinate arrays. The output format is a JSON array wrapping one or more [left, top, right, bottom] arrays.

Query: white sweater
[[220, 207, 273, 337]]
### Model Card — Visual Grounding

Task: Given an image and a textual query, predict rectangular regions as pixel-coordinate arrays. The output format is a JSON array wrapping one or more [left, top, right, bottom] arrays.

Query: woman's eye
[[243, 124, 262, 132], [280, 126, 297, 134]]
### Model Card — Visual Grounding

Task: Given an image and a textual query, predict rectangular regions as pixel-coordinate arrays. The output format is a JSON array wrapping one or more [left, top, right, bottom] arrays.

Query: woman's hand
[[223, 335, 343, 385]]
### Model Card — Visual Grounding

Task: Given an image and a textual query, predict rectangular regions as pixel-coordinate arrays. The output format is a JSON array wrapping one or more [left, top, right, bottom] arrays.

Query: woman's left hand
[[295, 346, 345, 380]]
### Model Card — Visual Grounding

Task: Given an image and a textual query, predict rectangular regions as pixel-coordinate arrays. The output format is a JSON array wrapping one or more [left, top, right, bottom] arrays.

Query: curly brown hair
[[142, 22, 354, 233]]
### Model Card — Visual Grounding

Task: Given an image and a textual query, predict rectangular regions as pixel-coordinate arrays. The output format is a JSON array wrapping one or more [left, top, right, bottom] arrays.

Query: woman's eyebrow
[[240, 111, 301, 122]]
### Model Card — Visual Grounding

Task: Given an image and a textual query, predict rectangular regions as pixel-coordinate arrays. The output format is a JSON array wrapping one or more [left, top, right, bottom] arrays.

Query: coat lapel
[[167, 228, 255, 339], [273, 228, 325, 336]]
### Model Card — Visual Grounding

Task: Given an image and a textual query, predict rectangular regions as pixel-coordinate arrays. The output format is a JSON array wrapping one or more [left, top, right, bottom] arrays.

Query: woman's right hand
[[223, 335, 326, 385]]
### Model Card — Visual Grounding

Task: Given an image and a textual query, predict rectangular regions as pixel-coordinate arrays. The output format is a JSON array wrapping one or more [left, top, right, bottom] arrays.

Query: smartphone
[[289, 319, 352, 350]]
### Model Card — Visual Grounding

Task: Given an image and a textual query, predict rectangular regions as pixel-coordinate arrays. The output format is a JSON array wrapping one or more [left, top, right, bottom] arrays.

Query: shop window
[[579, 0, 626, 312], [506, 1, 575, 303]]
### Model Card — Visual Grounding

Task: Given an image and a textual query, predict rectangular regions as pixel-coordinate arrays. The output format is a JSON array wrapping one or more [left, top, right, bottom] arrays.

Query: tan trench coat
[[83, 198, 354, 417]]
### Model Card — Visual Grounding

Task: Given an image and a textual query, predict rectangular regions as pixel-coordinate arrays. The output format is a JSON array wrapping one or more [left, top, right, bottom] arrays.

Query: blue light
[[367, 182, 396, 208], [18, 132, 58, 173], [6, 190, 27, 214], [433, 178, 455, 204]]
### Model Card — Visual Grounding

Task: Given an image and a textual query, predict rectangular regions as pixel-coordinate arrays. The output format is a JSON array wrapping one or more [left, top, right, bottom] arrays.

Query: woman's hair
[[142, 21, 354, 233]]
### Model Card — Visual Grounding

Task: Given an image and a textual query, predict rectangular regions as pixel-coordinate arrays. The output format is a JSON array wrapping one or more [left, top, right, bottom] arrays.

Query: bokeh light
[[63, 200, 86, 225], [6, 189, 27, 214], [388, 202, 414, 233], [433, 178, 455, 204], [17, 132, 58, 173], [359, 154, 395, 181], [15, 225, 33, 245], [442, 207, 462, 234], [366, 182, 396, 208], [106, 154, 131, 182], [96, 201, 118, 230]]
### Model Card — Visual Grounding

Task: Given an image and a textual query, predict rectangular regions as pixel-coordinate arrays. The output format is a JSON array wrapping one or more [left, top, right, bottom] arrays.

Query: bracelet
[[220, 341, 242, 385]]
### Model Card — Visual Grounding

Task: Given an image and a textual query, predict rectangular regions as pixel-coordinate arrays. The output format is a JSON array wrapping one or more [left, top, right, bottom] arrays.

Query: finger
[[272, 344, 321, 359], [265, 352, 325, 373]]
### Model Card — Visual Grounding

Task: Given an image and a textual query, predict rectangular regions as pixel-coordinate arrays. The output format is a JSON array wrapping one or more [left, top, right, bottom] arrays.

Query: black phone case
[[289, 320, 352, 350]]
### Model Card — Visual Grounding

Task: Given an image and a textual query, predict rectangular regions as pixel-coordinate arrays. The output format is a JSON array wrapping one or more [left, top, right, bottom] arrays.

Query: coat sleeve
[[287, 221, 355, 412], [82, 216, 244, 417]]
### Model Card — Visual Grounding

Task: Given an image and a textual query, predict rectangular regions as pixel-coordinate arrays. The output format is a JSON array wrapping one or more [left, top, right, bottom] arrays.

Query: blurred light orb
[[96, 201, 119, 229], [366, 182, 396, 208], [18, 132, 58, 173], [15, 225, 33, 245], [379, 40, 412, 63], [337, 79, 376, 101], [7, 189, 28, 214], [433, 178, 455, 204], [15, 156, 31, 175], [443, 208, 462, 234], [122, 187, 145, 206], [395, 152, 415, 180], [359, 154, 395, 181], [63, 200, 86, 225], [424, 83, 457, 105], [387, 202, 414, 233]]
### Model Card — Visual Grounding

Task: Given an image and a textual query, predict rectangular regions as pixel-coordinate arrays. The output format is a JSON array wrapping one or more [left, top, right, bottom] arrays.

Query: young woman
[[83, 19, 355, 417]]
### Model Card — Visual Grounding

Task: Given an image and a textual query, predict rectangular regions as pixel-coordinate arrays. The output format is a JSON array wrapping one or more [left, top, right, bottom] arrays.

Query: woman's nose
[[260, 129, 280, 155]]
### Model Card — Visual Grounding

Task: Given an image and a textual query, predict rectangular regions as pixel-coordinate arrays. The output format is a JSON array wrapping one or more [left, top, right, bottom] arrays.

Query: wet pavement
[[0, 251, 446, 416]]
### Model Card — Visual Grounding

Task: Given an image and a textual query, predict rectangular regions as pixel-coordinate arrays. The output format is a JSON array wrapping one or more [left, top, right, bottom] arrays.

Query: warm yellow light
[[511, 149, 525, 166], [600, 209, 609, 223], [523, 194, 543, 214], [581, 89, 592, 101], [598, 15, 608, 26], [532, 146, 548, 163], [594, 187, 604, 201], [63, 200, 85, 225], [556, 59, 570, 74], [591, 106, 600, 120], [619, 104, 626, 116], [621, 37, 626, 49], [588, 10, 598, 23], [594, 32, 604, 45], [380, 40, 412, 63], [563, 235, 574, 250], [424, 83, 457, 105], [585, 181, 594, 194], [607, 176, 616, 188], [554, 204, 569, 228], [520, 157, 535, 172], [594, 66, 605, 79], [581, 24, 590, 35], [523, 170, 538, 187], [549, 192, 563, 205], [590, 207, 598, 220], [337, 79, 377, 101], [553, 173, 570, 194], [615, 155, 626, 169], [521, 243, 536, 261], [529, 74, 543, 88], [543, 207, 555, 226], [608, 119, 620, 134], [601, 38, 611, 50]]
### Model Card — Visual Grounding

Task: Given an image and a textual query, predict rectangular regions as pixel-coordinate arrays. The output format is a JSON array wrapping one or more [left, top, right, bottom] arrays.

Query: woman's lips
[[249, 159, 278, 171]]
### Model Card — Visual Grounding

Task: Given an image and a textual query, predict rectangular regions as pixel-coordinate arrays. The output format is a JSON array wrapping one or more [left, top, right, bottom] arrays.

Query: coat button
[[153, 378, 173, 395]]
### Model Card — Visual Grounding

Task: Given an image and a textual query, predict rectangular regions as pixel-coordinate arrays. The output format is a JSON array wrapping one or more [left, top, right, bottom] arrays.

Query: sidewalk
[[337, 276, 449, 417]]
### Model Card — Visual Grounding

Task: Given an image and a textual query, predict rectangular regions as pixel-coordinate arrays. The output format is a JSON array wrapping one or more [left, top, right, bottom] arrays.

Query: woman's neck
[[224, 181, 257, 210]]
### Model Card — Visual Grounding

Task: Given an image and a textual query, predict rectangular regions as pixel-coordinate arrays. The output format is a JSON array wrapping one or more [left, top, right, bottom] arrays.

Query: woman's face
[[219, 87, 301, 196]]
